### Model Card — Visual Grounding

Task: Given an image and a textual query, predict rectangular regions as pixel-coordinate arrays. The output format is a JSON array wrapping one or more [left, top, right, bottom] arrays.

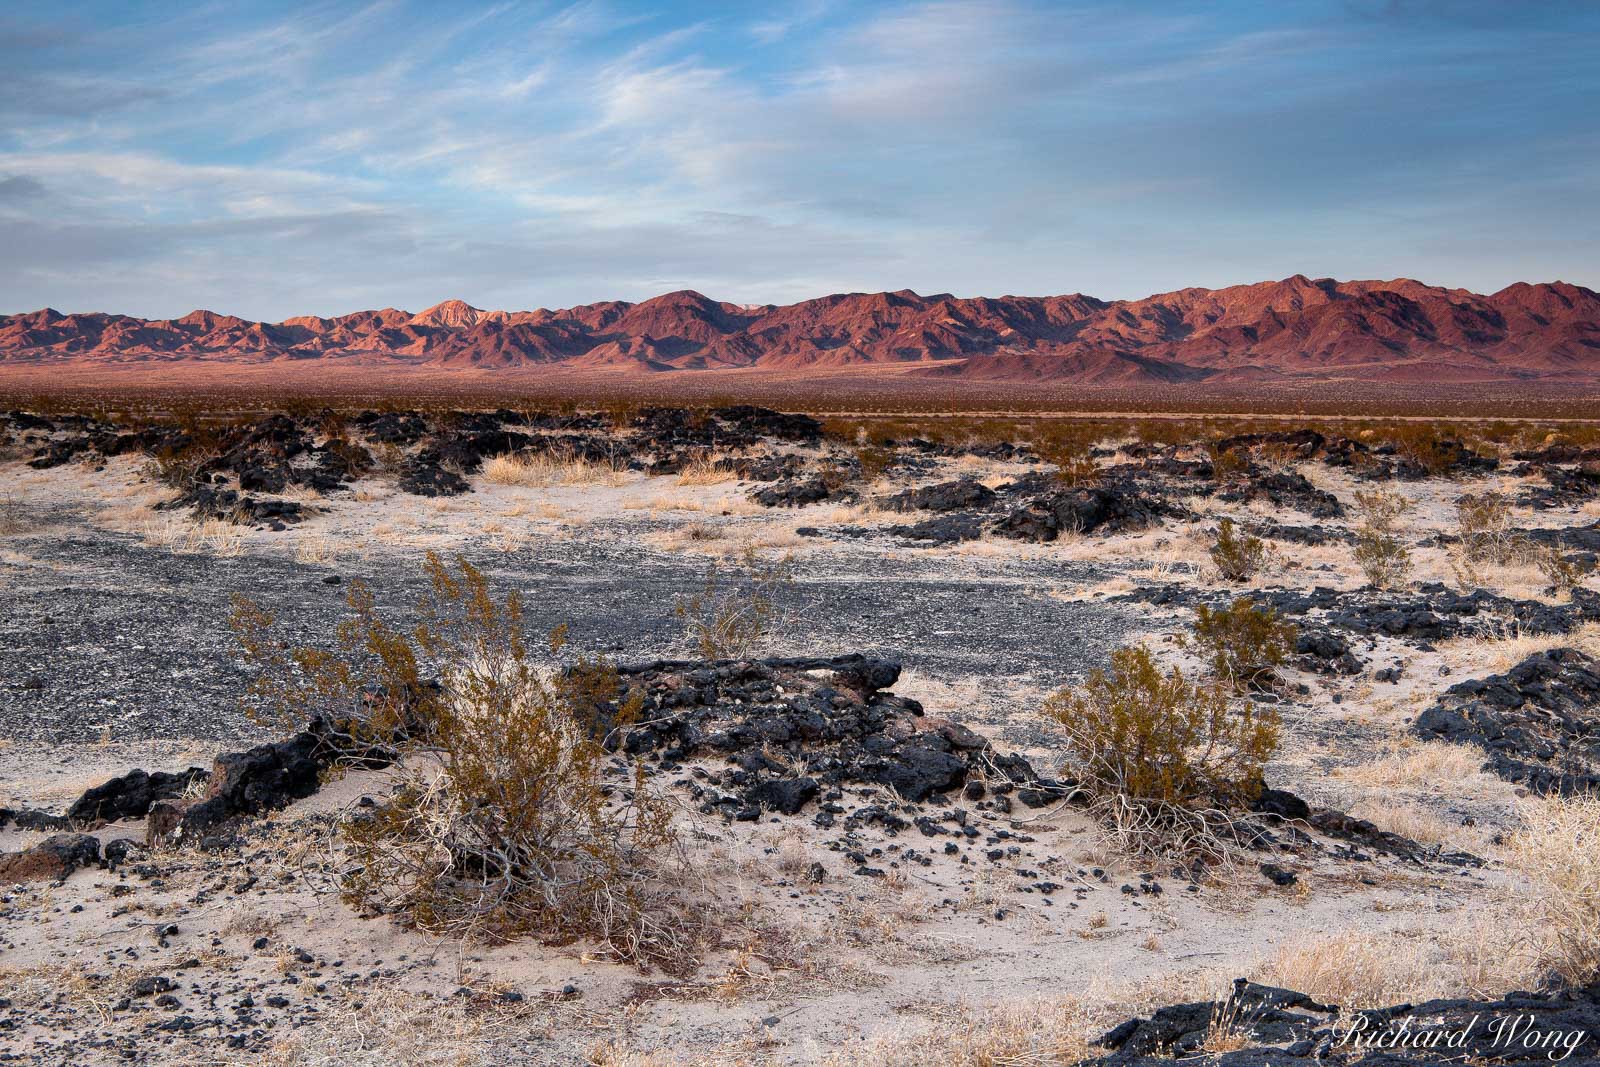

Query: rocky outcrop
[[148, 717, 396, 846], [1413, 648, 1600, 795], [1129, 583, 1600, 643], [0, 833, 102, 883], [615, 653, 1070, 816], [65, 766, 209, 825], [993, 481, 1185, 541], [1088, 977, 1600, 1065], [881, 478, 997, 513]]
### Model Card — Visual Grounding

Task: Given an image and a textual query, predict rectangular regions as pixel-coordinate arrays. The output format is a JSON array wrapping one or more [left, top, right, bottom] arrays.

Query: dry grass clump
[[1190, 597, 1295, 691], [1265, 795, 1600, 1008], [673, 454, 740, 486], [1347, 797, 1461, 848], [1333, 741, 1488, 791], [674, 548, 795, 659], [1455, 491, 1519, 566], [1505, 794, 1600, 987], [481, 450, 630, 488], [1044, 645, 1278, 860], [141, 514, 246, 556], [1436, 617, 1600, 673], [231, 554, 699, 971], [817, 997, 1097, 1067], [242, 985, 513, 1067], [1258, 930, 1465, 1009], [140, 444, 216, 490]]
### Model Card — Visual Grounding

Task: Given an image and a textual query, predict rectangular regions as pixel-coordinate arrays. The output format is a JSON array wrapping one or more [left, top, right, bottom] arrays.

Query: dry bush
[[1191, 597, 1296, 691], [1209, 518, 1265, 582], [1353, 528, 1412, 589], [1505, 795, 1600, 987], [1456, 491, 1521, 565], [141, 444, 216, 490], [674, 548, 795, 660], [1206, 441, 1250, 482], [1044, 645, 1277, 859], [481, 449, 629, 488], [231, 554, 697, 970], [1351, 488, 1411, 533], [1033, 425, 1102, 486], [1532, 544, 1593, 599], [0, 493, 28, 535], [852, 444, 897, 484], [1389, 426, 1466, 476]]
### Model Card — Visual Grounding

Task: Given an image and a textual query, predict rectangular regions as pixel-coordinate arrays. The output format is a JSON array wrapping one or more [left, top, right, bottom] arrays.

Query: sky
[[2, 0, 1597, 321]]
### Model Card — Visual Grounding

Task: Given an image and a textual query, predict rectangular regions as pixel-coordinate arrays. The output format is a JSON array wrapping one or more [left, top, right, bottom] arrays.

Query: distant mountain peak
[[408, 299, 493, 328]]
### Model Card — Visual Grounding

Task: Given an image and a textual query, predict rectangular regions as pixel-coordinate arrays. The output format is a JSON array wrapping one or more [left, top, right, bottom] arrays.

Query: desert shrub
[[1533, 544, 1593, 599], [1209, 518, 1265, 582], [1353, 528, 1412, 589], [0, 494, 26, 535], [231, 555, 692, 968], [1388, 425, 1458, 476], [1039, 443, 1099, 486], [1044, 646, 1278, 857], [142, 443, 216, 490], [1032, 424, 1102, 486], [675, 548, 795, 660], [1191, 598, 1296, 691], [369, 440, 409, 475], [852, 444, 896, 484], [1205, 441, 1250, 482], [1456, 491, 1519, 564], [1505, 795, 1600, 987], [1351, 488, 1411, 533]]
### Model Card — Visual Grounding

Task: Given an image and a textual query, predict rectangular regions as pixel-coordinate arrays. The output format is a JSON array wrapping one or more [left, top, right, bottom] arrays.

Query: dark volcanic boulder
[[1188, 582, 1600, 643], [1413, 648, 1600, 795], [751, 477, 834, 508], [149, 717, 396, 845], [1218, 469, 1342, 519], [994, 480, 1181, 541], [0, 833, 102, 883], [888, 513, 988, 544], [710, 405, 822, 443], [881, 478, 997, 514], [614, 653, 1069, 815], [1086, 978, 1600, 1065], [398, 461, 470, 497], [66, 767, 209, 825], [163, 485, 304, 526]]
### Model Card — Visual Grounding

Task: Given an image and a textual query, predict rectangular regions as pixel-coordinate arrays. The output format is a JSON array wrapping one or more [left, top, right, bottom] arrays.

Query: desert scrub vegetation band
[[230, 553, 704, 970]]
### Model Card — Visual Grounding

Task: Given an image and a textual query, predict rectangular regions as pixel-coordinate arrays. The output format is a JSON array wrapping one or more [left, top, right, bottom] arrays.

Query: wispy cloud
[[1, 0, 1596, 319]]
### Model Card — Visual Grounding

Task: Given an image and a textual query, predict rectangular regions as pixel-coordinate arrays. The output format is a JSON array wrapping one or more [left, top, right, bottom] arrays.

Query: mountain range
[[3, 276, 1597, 385]]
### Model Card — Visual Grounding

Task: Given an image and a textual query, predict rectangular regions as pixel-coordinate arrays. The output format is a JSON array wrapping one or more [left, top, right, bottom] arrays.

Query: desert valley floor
[[3, 403, 1600, 1065]]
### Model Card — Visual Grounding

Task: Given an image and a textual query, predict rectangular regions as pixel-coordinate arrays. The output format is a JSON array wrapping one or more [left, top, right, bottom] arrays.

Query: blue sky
[[2, 0, 1597, 320]]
